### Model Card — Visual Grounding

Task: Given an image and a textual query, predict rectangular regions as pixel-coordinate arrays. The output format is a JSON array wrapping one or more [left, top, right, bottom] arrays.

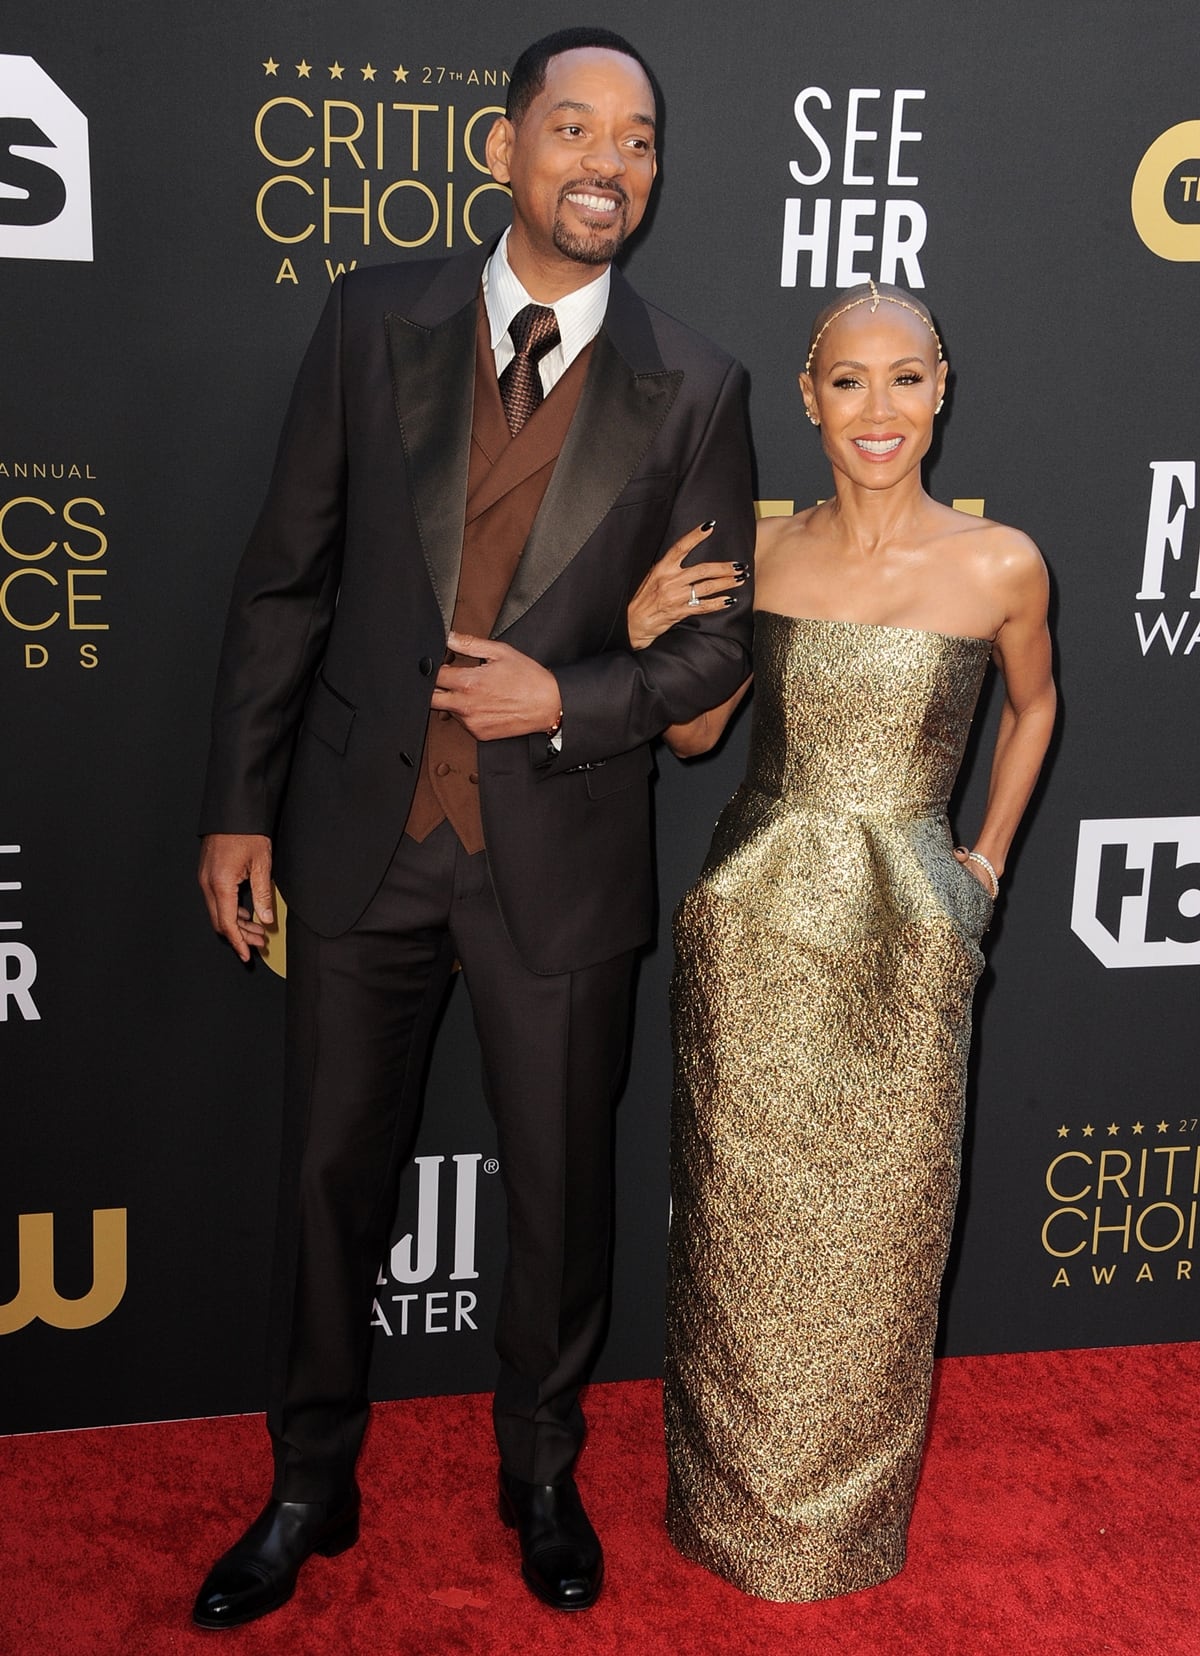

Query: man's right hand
[[198, 833, 274, 963]]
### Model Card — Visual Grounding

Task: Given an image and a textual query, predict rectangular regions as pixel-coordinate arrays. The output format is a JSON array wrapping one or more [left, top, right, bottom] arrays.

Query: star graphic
[[1106, 1123, 1119, 1136], [1132, 1122, 1145, 1135], [296, 60, 312, 78], [1057, 1125, 1069, 1139], [394, 64, 410, 82], [1157, 1120, 1169, 1133], [263, 58, 279, 76], [361, 63, 377, 81], [1082, 1124, 1095, 1138], [329, 61, 344, 80]]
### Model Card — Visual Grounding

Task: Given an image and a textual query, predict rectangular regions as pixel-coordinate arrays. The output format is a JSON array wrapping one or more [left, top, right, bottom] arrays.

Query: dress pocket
[[949, 851, 994, 937]]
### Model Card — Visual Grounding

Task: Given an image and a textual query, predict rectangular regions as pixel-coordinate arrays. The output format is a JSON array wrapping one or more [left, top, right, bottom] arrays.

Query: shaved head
[[806, 282, 942, 374]]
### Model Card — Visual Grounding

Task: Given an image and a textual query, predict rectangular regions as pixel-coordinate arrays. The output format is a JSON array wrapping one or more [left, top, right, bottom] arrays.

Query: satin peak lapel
[[493, 331, 682, 636], [385, 301, 476, 635]]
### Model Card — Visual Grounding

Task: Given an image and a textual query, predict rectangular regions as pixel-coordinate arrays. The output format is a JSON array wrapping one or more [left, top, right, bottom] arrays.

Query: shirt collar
[[483, 227, 611, 358]]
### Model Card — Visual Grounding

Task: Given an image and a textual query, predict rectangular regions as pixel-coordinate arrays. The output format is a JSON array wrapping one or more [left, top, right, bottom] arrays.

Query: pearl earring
[[935, 398, 944, 414]]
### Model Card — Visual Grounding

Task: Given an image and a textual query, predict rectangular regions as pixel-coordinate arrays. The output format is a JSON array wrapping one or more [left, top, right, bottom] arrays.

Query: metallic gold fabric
[[665, 613, 993, 1602]]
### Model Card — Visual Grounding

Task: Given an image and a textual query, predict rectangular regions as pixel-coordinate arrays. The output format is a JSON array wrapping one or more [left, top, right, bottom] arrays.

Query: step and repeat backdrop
[[3, 1, 1196, 1433]]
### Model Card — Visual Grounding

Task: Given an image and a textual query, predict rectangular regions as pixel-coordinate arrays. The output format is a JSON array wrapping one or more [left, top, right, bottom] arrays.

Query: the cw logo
[[0, 1209, 127, 1332]]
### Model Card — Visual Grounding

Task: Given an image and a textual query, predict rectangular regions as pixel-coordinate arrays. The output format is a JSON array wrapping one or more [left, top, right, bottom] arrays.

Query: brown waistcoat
[[404, 298, 594, 853]]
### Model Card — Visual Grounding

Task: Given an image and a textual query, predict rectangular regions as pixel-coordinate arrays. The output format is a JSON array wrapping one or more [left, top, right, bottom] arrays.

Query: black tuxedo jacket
[[200, 242, 754, 974]]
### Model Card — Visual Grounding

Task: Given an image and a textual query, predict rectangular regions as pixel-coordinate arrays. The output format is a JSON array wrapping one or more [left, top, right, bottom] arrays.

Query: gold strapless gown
[[664, 613, 994, 1602]]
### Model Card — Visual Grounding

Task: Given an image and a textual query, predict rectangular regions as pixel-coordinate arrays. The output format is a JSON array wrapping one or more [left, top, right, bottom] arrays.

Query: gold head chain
[[804, 277, 943, 374]]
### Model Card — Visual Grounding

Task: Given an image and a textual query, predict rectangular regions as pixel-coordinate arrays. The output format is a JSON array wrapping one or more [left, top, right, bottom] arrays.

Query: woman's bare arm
[[958, 533, 1056, 886], [661, 675, 754, 758]]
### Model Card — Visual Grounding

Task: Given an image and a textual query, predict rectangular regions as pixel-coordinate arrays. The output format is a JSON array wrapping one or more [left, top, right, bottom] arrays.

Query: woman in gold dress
[[628, 283, 1055, 1602]]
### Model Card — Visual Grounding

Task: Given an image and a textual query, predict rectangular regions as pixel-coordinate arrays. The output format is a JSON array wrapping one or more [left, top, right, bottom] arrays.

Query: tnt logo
[[1072, 818, 1200, 968], [0, 56, 93, 262]]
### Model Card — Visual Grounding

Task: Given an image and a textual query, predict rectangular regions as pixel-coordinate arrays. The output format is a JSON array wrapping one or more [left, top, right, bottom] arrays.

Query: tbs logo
[[0, 56, 92, 262], [1072, 818, 1200, 968]]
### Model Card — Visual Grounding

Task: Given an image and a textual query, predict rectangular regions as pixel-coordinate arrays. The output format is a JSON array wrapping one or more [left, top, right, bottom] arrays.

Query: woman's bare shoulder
[[943, 515, 1049, 624], [755, 504, 822, 561], [941, 505, 1040, 560], [967, 519, 1045, 583]]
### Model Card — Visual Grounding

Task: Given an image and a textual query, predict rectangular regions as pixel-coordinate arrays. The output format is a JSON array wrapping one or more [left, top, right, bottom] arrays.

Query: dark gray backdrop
[[3, 1, 1196, 1434]]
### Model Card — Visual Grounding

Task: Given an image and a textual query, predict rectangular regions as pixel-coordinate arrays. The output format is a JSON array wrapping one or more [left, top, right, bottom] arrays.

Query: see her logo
[[0, 57, 93, 262]]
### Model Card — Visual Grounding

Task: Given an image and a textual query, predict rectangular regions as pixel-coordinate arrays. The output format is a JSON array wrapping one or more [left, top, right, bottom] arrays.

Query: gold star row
[[1055, 1122, 1171, 1138], [262, 59, 409, 83]]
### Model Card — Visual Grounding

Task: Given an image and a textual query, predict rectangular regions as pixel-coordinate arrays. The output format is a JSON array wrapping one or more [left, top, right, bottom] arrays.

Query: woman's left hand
[[954, 845, 997, 894], [627, 522, 747, 649]]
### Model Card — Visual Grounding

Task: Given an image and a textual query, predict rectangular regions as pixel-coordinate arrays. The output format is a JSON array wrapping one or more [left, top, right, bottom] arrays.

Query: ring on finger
[[687, 585, 701, 608]]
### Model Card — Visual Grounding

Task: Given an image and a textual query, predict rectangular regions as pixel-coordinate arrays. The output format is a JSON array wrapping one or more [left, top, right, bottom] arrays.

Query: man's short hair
[[506, 28, 657, 127]]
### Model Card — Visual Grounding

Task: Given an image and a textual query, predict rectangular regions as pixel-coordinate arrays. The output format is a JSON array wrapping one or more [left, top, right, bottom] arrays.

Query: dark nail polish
[[723, 596, 738, 607], [700, 519, 717, 532], [734, 571, 749, 584], [732, 561, 747, 573]]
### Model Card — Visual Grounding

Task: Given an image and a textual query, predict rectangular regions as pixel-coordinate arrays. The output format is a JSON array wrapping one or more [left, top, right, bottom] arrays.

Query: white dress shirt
[[482, 226, 610, 395]]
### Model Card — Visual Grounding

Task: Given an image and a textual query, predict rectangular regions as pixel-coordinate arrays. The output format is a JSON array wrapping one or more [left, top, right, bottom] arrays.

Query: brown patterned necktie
[[498, 303, 561, 436]]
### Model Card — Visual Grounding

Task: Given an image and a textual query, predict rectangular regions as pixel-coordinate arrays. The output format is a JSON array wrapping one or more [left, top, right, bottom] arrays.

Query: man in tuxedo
[[193, 27, 753, 1627]]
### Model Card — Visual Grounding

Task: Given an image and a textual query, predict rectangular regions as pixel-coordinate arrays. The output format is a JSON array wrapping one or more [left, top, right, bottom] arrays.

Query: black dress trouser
[[266, 820, 636, 1501]]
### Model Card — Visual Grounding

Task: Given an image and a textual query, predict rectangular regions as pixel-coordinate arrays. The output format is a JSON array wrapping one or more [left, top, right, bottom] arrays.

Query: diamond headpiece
[[804, 278, 943, 375]]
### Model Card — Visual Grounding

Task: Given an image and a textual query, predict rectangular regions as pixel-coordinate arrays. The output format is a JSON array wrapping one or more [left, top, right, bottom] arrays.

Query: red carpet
[[4, 1345, 1198, 1655]]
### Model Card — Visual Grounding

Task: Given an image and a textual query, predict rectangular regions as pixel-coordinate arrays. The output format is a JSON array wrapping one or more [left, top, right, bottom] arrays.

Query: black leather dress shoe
[[192, 1487, 360, 1630], [498, 1470, 603, 1611]]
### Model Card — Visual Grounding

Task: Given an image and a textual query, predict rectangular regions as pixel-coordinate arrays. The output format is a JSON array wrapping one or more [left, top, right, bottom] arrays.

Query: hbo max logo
[[1072, 818, 1200, 968]]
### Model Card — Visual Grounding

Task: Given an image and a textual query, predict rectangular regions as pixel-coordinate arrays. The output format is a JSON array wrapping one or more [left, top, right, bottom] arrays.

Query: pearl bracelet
[[965, 850, 999, 899]]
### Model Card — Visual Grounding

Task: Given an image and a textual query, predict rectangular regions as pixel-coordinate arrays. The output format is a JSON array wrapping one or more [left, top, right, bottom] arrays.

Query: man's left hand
[[432, 630, 562, 740]]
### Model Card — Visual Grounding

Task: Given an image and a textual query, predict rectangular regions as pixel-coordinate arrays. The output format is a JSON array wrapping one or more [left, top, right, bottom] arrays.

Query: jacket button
[[418, 656, 434, 675], [435, 762, 451, 777], [400, 751, 414, 768], [468, 772, 479, 785]]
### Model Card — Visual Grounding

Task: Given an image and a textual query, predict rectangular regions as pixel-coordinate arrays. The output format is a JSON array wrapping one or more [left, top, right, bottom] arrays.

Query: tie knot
[[508, 303, 560, 364]]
